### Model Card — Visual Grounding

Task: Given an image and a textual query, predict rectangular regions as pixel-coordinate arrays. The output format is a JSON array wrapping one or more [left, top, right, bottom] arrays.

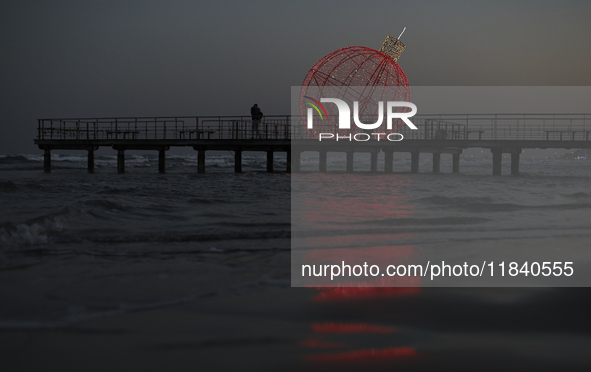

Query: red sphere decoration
[[299, 45, 410, 139]]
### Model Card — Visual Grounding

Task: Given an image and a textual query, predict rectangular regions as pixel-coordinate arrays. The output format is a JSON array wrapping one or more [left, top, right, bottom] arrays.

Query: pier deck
[[34, 114, 591, 175]]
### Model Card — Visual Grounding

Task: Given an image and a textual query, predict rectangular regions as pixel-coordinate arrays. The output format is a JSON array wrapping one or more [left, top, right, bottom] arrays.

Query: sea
[[0, 152, 291, 328], [292, 151, 591, 288], [2, 151, 591, 370]]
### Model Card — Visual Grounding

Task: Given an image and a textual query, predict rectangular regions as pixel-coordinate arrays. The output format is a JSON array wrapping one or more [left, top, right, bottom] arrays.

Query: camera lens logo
[[303, 96, 328, 122]]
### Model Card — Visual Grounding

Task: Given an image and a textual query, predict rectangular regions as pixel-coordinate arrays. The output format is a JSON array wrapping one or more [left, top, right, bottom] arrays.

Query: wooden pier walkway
[[34, 114, 591, 175]]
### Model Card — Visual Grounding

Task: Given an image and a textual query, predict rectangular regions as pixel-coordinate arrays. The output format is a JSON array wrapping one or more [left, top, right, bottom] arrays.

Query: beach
[[3, 285, 591, 371], [1, 153, 591, 370]]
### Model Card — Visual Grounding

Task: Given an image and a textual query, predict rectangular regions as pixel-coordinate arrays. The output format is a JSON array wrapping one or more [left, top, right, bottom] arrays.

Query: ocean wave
[[419, 195, 591, 213], [560, 191, 591, 199], [0, 154, 44, 170], [0, 294, 214, 330], [0, 155, 39, 164], [0, 199, 137, 246], [419, 195, 495, 206], [0, 217, 64, 246], [1, 220, 290, 246], [81, 199, 135, 211], [0, 180, 49, 192], [88, 230, 290, 244], [186, 197, 231, 204], [365, 216, 490, 226], [29, 200, 133, 222], [418, 195, 523, 212], [96, 187, 141, 195]]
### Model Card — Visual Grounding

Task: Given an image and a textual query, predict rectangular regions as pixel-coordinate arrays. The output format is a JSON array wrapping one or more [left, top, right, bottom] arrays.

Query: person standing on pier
[[251, 104, 263, 139]]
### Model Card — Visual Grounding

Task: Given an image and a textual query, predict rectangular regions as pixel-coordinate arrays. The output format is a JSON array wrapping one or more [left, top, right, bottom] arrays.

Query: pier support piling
[[491, 148, 502, 176], [432, 153, 441, 173], [234, 149, 242, 173], [319, 150, 327, 173], [290, 151, 301, 173], [87, 149, 94, 173], [346, 151, 354, 173], [158, 148, 166, 174], [117, 149, 125, 174], [411, 151, 419, 174], [511, 150, 521, 176], [198, 149, 205, 174], [267, 151, 274, 172], [384, 150, 393, 173], [287, 151, 292, 173], [370, 151, 378, 172], [452, 153, 460, 173], [44, 149, 51, 173]]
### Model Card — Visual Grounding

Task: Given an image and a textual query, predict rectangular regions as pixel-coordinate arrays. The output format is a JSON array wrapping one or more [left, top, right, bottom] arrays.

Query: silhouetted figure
[[251, 104, 263, 139], [435, 128, 448, 139]]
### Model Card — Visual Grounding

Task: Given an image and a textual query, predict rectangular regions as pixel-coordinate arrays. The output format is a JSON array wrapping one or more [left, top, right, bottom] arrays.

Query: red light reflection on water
[[296, 174, 421, 288], [300, 338, 346, 349], [302, 282, 421, 364], [306, 244, 416, 262], [305, 233, 415, 250], [302, 287, 422, 363], [297, 175, 421, 364], [303, 199, 415, 226], [294, 174, 415, 229], [312, 286, 421, 301]]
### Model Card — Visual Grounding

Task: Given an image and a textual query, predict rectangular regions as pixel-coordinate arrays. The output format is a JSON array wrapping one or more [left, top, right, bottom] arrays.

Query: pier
[[34, 114, 591, 175], [36, 116, 291, 174]]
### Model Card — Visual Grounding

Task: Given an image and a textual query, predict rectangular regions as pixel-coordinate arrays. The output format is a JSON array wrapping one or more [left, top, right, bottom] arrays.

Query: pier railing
[[37, 114, 590, 142], [37, 115, 292, 141], [409, 114, 591, 141], [290, 114, 591, 141]]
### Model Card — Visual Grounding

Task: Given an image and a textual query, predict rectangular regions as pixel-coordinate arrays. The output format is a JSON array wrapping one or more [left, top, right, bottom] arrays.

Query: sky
[[1, 0, 591, 154]]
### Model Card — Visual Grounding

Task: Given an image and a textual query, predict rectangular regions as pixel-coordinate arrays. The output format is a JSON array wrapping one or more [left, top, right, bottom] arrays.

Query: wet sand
[[2, 265, 591, 371]]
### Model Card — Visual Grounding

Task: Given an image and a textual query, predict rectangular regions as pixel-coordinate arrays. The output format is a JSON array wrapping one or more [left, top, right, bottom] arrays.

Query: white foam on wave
[[22, 154, 43, 162], [0, 217, 64, 246]]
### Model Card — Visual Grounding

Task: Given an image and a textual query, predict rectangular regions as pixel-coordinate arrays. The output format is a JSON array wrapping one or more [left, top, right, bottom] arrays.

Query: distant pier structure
[[35, 114, 591, 175], [35, 116, 291, 174]]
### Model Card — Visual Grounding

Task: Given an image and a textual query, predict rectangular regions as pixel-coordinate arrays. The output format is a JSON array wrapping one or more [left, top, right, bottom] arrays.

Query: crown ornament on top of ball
[[299, 28, 410, 139], [379, 28, 406, 62]]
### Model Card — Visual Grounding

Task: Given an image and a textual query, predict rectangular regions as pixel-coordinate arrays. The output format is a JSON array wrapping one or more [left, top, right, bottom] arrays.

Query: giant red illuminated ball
[[299, 43, 410, 138]]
